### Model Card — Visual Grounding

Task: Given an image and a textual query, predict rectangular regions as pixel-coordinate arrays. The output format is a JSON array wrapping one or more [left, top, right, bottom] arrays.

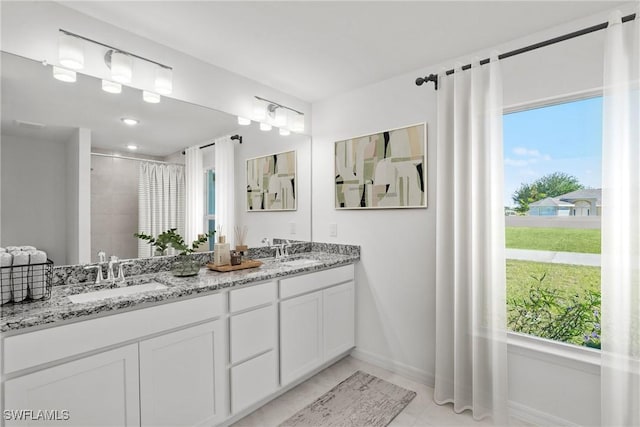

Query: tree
[[512, 172, 583, 214]]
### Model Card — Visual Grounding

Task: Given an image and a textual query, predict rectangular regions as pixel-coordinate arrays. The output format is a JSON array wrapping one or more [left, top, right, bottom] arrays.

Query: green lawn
[[506, 227, 601, 254], [506, 259, 601, 301]]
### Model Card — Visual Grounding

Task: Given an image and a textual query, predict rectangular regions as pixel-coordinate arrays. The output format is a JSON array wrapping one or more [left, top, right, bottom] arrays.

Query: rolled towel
[[0, 248, 6, 253], [27, 250, 47, 300], [6, 246, 20, 252], [10, 251, 29, 303], [20, 246, 36, 252], [1, 253, 12, 304]]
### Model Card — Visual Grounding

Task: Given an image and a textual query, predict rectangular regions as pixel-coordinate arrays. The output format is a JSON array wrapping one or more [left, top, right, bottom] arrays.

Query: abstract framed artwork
[[335, 123, 426, 209], [246, 150, 297, 211]]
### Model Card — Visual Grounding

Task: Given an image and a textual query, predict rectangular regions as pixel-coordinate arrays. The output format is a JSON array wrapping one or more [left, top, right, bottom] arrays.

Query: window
[[204, 169, 215, 251], [503, 96, 602, 349]]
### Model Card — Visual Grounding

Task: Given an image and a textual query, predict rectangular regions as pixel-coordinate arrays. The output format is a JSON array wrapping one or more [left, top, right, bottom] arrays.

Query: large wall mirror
[[1, 51, 311, 265]]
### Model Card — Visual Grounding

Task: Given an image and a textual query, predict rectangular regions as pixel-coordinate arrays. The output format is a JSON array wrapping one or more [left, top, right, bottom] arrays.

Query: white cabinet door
[[280, 290, 323, 386], [323, 281, 355, 360], [4, 344, 139, 427], [230, 350, 277, 414], [139, 321, 225, 427]]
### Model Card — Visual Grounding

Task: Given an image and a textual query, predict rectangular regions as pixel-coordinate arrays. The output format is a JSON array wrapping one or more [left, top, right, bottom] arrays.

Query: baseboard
[[509, 400, 579, 427], [350, 348, 435, 386]]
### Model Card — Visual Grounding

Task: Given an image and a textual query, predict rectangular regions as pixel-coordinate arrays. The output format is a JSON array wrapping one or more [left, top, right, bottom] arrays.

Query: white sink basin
[[281, 258, 321, 268], [68, 282, 168, 304]]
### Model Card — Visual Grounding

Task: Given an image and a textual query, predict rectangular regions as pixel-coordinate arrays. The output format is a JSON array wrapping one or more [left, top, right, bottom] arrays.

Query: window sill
[[507, 331, 601, 375]]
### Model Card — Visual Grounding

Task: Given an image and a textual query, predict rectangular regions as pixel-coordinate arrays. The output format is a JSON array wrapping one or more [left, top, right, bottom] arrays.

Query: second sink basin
[[280, 258, 321, 268], [68, 282, 168, 304]]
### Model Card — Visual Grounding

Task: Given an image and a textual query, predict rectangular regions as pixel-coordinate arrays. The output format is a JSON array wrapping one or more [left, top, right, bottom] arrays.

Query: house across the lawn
[[528, 188, 601, 216]]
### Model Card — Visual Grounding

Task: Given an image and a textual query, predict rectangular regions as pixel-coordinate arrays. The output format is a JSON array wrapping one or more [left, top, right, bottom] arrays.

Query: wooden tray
[[206, 260, 263, 272]]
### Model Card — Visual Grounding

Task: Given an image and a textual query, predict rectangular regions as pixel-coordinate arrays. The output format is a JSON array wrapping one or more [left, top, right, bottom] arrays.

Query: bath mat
[[279, 370, 416, 427]]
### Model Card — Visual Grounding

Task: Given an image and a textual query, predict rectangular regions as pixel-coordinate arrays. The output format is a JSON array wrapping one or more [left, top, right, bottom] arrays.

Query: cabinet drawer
[[230, 305, 276, 364], [229, 281, 276, 313], [230, 351, 277, 414], [280, 264, 354, 299], [3, 293, 224, 374]]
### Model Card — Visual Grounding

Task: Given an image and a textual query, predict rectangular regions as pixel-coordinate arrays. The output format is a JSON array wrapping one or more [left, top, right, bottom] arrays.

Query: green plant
[[134, 229, 213, 256], [508, 272, 601, 347]]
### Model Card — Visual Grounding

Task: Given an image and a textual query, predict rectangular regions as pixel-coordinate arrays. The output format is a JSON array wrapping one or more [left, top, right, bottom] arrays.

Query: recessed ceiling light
[[121, 117, 139, 126], [126, 144, 138, 150]]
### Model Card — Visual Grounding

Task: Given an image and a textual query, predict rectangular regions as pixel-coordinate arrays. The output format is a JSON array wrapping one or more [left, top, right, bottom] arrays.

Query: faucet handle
[[261, 237, 272, 246], [117, 261, 136, 284], [84, 264, 104, 284], [97, 251, 107, 264]]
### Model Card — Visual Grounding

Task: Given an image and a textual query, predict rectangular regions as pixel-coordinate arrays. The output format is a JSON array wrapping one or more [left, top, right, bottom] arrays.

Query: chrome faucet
[[261, 238, 272, 246], [107, 256, 119, 282], [84, 250, 107, 284], [117, 261, 135, 286], [283, 240, 292, 257]]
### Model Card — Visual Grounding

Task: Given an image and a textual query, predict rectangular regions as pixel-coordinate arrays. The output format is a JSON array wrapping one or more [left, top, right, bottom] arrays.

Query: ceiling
[[60, 1, 626, 102], [1, 52, 238, 157]]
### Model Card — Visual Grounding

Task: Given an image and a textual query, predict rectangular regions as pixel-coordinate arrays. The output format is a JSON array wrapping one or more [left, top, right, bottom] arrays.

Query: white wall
[[0, 1, 311, 133], [232, 124, 312, 247], [311, 5, 635, 425], [0, 134, 68, 264]]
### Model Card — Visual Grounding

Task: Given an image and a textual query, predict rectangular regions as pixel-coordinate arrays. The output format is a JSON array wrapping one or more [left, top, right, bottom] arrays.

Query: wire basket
[[1, 259, 53, 305]]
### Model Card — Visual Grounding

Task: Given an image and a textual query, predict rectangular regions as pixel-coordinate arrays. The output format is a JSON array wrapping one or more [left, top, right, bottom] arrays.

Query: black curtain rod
[[181, 134, 242, 155], [416, 12, 636, 90]]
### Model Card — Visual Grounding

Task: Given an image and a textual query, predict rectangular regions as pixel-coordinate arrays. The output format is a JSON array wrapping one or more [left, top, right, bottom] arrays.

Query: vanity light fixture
[[58, 31, 84, 70], [143, 91, 161, 104], [237, 117, 251, 126], [102, 80, 122, 94], [121, 117, 139, 126], [109, 51, 133, 84], [52, 66, 76, 83], [279, 128, 291, 136], [259, 122, 272, 131], [252, 96, 304, 134]]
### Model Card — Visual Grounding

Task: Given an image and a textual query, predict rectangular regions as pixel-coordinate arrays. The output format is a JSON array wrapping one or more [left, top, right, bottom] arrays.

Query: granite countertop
[[0, 251, 359, 334]]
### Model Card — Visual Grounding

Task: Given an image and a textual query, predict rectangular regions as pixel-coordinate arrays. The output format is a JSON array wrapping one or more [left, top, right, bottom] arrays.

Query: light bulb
[[155, 67, 172, 95], [52, 66, 76, 83], [259, 122, 272, 131], [237, 116, 251, 126], [101, 80, 121, 94], [143, 91, 161, 103], [291, 113, 304, 133], [253, 98, 267, 121], [279, 128, 290, 136], [58, 32, 84, 70], [111, 51, 132, 84], [126, 144, 138, 150]]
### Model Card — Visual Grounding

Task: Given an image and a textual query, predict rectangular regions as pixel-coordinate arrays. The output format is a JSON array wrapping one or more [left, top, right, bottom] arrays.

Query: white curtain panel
[[214, 136, 235, 247], [138, 163, 185, 258], [185, 145, 204, 245], [601, 9, 640, 426], [434, 55, 508, 423]]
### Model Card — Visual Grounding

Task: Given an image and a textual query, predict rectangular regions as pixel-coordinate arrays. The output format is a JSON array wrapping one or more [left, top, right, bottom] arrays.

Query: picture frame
[[335, 123, 427, 209], [246, 150, 297, 211]]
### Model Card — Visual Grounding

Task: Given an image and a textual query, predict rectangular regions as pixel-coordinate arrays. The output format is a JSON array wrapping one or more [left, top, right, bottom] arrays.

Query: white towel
[[20, 246, 36, 252], [27, 250, 47, 300], [1, 253, 12, 304], [10, 251, 29, 302], [0, 248, 6, 253], [6, 246, 19, 252]]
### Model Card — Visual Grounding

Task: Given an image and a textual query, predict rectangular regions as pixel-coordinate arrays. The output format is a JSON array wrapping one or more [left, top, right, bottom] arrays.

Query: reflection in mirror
[[1, 51, 311, 266]]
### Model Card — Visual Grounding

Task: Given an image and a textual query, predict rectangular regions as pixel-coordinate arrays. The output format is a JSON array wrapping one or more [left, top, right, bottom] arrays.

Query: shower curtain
[[433, 55, 508, 423], [138, 162, 185, 258], [214, 135, 235, 247], [601, 9, 640, 426]]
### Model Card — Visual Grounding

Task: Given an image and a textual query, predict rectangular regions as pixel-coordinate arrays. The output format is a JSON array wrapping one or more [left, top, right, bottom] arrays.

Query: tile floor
[[232, 356, 535, 427]]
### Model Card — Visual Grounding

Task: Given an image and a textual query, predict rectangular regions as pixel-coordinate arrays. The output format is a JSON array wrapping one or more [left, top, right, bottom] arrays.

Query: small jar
[[230, 251, 242, 266]]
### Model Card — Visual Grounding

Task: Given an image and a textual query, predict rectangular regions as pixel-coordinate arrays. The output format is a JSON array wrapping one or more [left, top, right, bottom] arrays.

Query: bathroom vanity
[[0, 248, 358, 426]]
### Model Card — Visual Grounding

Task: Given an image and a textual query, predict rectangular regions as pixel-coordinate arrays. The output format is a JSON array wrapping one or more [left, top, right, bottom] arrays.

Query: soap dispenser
[[213, 235, 231, 266]]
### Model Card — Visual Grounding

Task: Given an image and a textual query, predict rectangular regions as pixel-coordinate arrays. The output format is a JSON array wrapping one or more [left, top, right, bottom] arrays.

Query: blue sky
[[503, 97, 602, 207]]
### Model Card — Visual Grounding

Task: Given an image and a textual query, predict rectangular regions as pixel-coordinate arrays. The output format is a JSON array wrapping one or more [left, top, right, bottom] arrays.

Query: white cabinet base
[[4, 344, 140, 427]]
